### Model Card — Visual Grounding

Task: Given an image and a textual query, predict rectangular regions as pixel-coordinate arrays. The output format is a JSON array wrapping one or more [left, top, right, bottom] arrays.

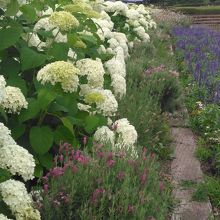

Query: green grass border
[[173, 6, 220, 14]]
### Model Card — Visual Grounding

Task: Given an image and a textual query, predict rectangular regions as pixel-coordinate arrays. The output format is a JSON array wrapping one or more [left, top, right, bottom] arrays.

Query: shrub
[[38, 144, 172, 220]]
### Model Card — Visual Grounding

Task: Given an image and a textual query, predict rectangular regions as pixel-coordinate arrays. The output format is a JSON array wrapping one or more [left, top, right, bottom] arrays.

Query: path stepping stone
[[171, 127, 213, 220]]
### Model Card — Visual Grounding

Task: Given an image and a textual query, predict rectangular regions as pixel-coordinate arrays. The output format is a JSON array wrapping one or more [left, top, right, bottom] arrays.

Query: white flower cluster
[[0, 76, 27, 114], [94, 118, 138, 157], [82, 87, 118, 116], [0, 214, 12, 220], [0, 144, 35, 181], [94, 126, 115, 146], [0, 75, 6, 103], [76, 58, 105, 88], [37, 61, 80, 93], [49, 11, 79, 32], [0, 179, 41, 220], [0, 123, 35, 181], [1, 86, 28, 114], [113, 118, 138, 147]]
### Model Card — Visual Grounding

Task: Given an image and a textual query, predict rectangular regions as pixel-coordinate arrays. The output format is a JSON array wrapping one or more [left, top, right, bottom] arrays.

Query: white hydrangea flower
[[0, 180, 41, 220], [134, 26, 150, 42], [68, 48, 77, 60], [76, 58, 105, 88], [34, 17, 67, 44], [0, 123, 16, 148], [77, 103, 91, 112], [105, 58, 126, 77], [49, 11, 79, 32], [108, 38, 119, 49], [97, 45, 106, 54], [93, 18, 114, 31], [0, 214, 12, 220], [104, 1, 128, 16], [0, 144, 35, 181], [113, 118, 138, 147], [37, 61, 80, 93], [126, 9, 140, 20], [0, 75, 6, 103], [94, 126, 115, 146], [1, 86, 28, 114], [97, 89, 118, 116], [111, 74, 126, 99], [25, 33, 46, 51], [84, 88, 118, 116]]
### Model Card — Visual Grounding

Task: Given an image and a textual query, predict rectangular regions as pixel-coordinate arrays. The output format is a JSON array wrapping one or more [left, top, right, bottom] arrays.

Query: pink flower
[[107, 152, 113, 160], [49, 167, 64, 178], [117, 171, 125, 181], [140, 169, 148, 185], [43, 184, 49, 193], [97, 151, 104, 158], [59, 154, 64, 163], [128, 205, 135, 214], [71, 165, 78, 173], [107, 159, 115, 168], [160, 182, 164, 192], [91, 188, 105, 204]]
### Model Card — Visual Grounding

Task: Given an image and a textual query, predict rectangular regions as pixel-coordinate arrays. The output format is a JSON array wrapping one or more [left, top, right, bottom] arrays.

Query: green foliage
[[193, 177, 220, 207], [0, 0, 109, 174], [196, 139, 212, 162], [146, 72, 182, 113], [174, 6, 220, 15], [118, 32, 182, 159], [40, 145, 172, 220]]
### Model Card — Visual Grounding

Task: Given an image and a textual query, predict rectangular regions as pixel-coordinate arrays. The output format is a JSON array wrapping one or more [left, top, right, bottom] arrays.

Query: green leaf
[[34, 164, 43, 177], [56, 93, 78, 115], [54, 125, 75, 145], [80, 34, 97, 45], [0, 20, 22, 50], [48, 42, 69, 61], [37, 87, 56, 110], [30, 126, 54, 155], [5, 0, 19, 16], [20, 47, 47, 71], [0, 168, 11, 183], [67, 33, 79, 47], [84, 115, 100, 134], [61, 117, 74, 135], [0, 107, 7, 122], [11, 123, 26, 140], [20, 4, 37, 22], [1, 58, 20, 76], [19, 98, 41, 122], [7, 76, 27, 96], [38, 153, 53, 169]]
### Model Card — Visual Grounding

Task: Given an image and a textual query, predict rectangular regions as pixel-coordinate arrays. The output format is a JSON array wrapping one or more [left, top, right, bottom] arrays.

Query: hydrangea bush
[[0, 0, 157, 218]]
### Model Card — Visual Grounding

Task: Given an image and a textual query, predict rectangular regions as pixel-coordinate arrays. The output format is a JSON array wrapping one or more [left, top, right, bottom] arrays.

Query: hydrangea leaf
[[30, 126, 54, 155], [38, 153, 53, 169], [20, 4, 37, 23], [5, 0, 19, 16], [37, 87, 56, 110], [19, 98, 41, 122], [20, 47, 47, 71], [0, 20, 22, 50]]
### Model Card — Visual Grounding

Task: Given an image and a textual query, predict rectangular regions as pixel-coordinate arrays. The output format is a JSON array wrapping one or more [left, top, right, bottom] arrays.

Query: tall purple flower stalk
[[173, 26, 220, 103]]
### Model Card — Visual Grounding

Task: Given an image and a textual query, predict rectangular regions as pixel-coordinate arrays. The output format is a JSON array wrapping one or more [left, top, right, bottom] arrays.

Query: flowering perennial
[[0, 179, 41, 220], [37, 61, 80, 93], [0, 144, 35, 181], [0, 86, 28, 114], [76, 58, 105, 88], [49, 11, 79, 32]]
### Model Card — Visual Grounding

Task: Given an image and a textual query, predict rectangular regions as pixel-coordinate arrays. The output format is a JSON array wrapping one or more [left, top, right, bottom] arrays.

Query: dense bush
[[39, 143, 172, 220]]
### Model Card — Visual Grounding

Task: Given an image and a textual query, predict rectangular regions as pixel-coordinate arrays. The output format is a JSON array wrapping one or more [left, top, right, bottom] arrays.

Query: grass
[[118, 31, 182, 159], [173, 6, 220, 14]]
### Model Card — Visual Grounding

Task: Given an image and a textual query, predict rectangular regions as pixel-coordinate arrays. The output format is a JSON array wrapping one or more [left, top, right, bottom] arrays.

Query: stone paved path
[[171, 126, 213, 220]]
